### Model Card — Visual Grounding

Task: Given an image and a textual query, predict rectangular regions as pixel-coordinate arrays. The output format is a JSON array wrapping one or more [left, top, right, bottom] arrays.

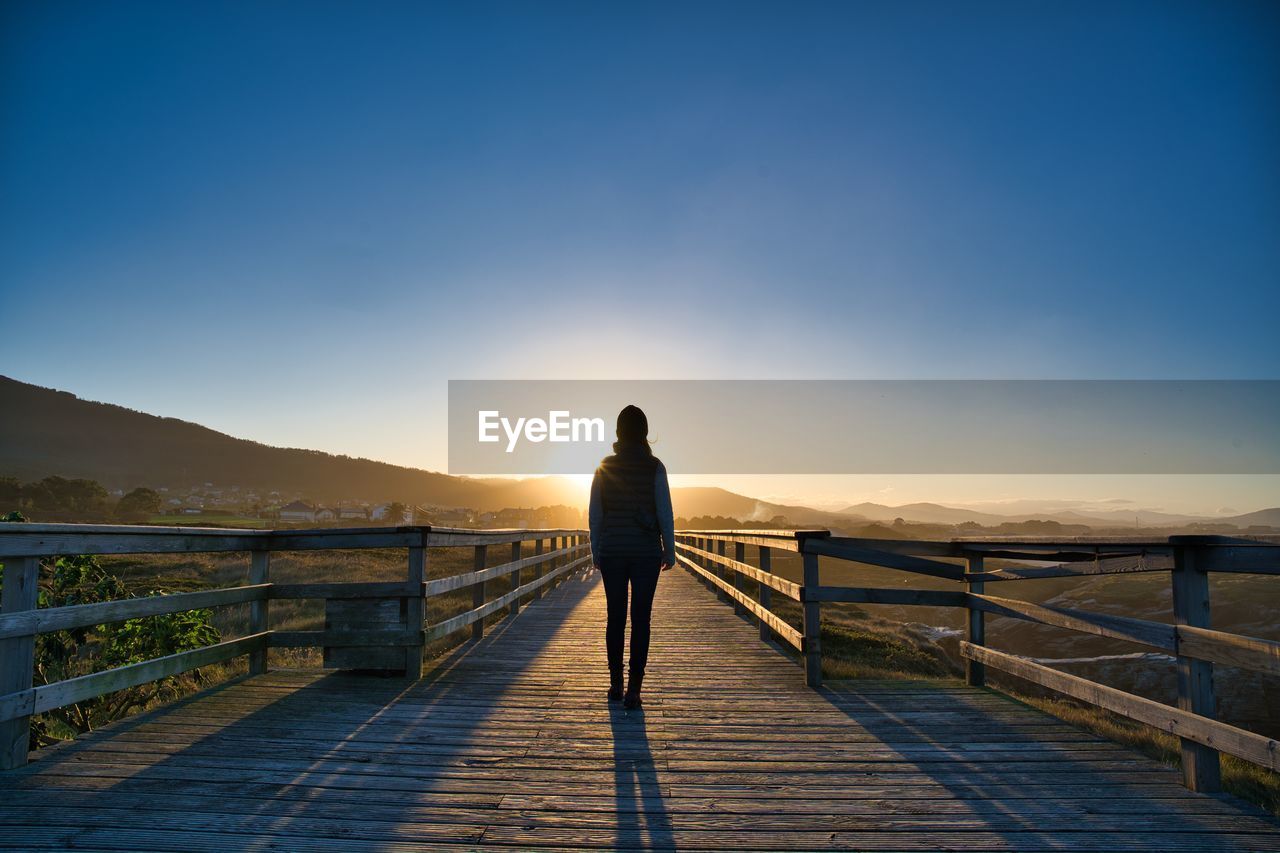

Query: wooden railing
[[0, 523, 590, 769], [675, 529, 1280, 793]]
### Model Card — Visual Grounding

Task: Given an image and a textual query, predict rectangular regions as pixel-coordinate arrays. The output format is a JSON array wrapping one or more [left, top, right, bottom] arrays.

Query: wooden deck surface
[[2, 564, 1278, 851]]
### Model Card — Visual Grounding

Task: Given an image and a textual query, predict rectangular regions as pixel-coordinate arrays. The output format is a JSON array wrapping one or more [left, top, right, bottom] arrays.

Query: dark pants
[[598, 554, 661, 677]]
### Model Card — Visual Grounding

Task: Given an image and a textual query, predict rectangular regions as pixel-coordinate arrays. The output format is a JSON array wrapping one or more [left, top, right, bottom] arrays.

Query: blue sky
[[2, 1, 1277, 509]]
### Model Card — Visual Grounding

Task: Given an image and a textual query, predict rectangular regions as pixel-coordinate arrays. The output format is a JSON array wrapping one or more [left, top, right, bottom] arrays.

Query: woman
[[588, 404, 675, 710]]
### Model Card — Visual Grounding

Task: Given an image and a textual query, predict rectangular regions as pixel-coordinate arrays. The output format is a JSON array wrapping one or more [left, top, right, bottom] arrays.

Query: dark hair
[[612, 404, 652, 455]]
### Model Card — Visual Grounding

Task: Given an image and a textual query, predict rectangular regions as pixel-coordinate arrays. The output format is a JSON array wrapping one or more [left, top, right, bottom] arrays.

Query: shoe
[[607, 665, 623, 702], [623, 671, 644, 709]]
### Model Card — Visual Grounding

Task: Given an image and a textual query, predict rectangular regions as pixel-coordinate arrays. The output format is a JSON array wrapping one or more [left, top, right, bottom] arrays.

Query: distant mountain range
[[2, 375, 1275, 529]]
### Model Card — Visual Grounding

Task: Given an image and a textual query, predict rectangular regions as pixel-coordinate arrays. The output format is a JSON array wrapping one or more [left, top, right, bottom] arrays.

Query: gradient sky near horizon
[[2, 1, 1278, 514]]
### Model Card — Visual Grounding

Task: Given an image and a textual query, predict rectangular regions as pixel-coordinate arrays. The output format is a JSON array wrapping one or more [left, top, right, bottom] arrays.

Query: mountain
[[670, 487, 865, 527], [0, 376, 581, 510], [1218, 508, 1280, 529], [840, 501, 1014, 526]]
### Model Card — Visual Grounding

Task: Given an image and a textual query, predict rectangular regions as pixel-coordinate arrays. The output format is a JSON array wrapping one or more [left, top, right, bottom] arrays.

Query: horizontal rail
[[675, 529, 822, 553], [423, 543, 584, 596], [0, 523, 588, 557], [270, 630, 423, 648], [961, 642, 1280, 773], [0, 584, 270, 641], [0, 633, 269, 724], [805, 537, 965, 581], [805, 586, 967, 607], [964, 552, 1175, 582], [969, 592, 1175, 652], [677, 553, 803, 650], [268, 581, 419, 600], [675, 540, 801, 599], [423, 553, 591, 641]]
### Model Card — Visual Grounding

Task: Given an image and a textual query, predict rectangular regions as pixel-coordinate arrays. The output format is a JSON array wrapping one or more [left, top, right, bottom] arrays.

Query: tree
[[116, 487, 162, 521], [384, 502, 407, 524]]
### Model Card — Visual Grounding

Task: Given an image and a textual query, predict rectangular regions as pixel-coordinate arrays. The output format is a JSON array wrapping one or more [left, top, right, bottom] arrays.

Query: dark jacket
[[588, 447, 676, 565]]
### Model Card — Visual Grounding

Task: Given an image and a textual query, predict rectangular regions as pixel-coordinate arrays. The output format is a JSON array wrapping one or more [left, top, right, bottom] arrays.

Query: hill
[[0, 376, 580, 509]]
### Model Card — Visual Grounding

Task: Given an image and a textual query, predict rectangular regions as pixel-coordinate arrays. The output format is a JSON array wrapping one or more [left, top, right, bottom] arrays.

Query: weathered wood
[[804, 537, 966, 581], [758, 546, 773, 642], [269, 582, 419, 600], [532, 538, 545, 600], [965, 552, 1176, 582], [0, 583, 270, 641], [804, 586, 967, 607], [967, 554, 985, 687], [966, 593, 1176, 652], [426, 527, 586, 547], [422, 556, 589, 642], [271, 630, 424, 648], [471, 544, 487, 642], [733, 541, 747, 616], [0, 556, 39, 769], [1176, 624, 1280, 675], [676, 555, 803, 650], [802, 550, 822, 687], [405, 545, 426, 679], [676, 541, 802, 599], [1194, 544, 1280, 574], [676, 530, 807, 553], [960, 642, 1280, 774], [508, 541, 522, 618], [422, 544, 575, 596], [266, 528, 427, 552], [248, 551, 270, 676], [0, 633, 268, 724], [1171, 539, 1221, 792]]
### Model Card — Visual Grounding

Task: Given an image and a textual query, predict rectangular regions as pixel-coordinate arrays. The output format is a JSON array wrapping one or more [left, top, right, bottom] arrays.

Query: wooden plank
[[248, 551, 269, 676], [422, 557, 589, 642], [676, 541, 802, 599], [965, 552, 1175, 582], [676, 555, 802, 650], [0, 527, 265, 557], [805, 586, 967, 607], [406, 545, 426, 679], [270, 581, 418, 600], [802, 550, 822, 687], [272, 630, 423, 648], [0, 633, 268, 723], [422, 544, 578, 596], [967, 554, 985, 687], [426, 528, 587, 547], [804, 537, 966, 581], [471, 544, 486, 642], [758, 546, 773, 643], [1195, 544, 1280, 574], [1176, 625, 1280, 676], [0, 556, 39, 768], [266, 528, 426, 551], [676, 530, 806, 553], [960, 642, 1280, 773], [1171, 541, 1221, 792], [967, 593, 1176, 652], [0, 583, 270, 641]]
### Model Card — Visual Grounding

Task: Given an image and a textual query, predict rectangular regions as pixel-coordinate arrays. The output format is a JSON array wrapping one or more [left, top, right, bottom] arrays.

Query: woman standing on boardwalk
[[588, 405, 676, 710]]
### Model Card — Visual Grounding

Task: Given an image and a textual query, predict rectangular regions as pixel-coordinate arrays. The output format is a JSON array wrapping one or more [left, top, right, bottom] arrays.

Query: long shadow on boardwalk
[[0, 570, 623, 850], [2, 565, 1278, 851]]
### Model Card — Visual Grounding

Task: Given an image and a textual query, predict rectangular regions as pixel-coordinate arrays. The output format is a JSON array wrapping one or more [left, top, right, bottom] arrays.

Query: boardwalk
[[3, 564, 1278, 851]]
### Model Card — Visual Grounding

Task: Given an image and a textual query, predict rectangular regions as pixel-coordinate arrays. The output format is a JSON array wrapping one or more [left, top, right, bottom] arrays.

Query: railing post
[[758, 546, 773, 642], [248, 550, 270, 676], [733, 541, 746, 616], [0, 556, 40, 769], [471, 544, 487, 642], [715, 539, 731, 604], [965, 553, 985, 687], [406, 543, 426, 679], [533, 538, 545, 599], [801, 546, 822, 688], [509, 540, 522, 618], [1171, 536, 1221, 792]]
